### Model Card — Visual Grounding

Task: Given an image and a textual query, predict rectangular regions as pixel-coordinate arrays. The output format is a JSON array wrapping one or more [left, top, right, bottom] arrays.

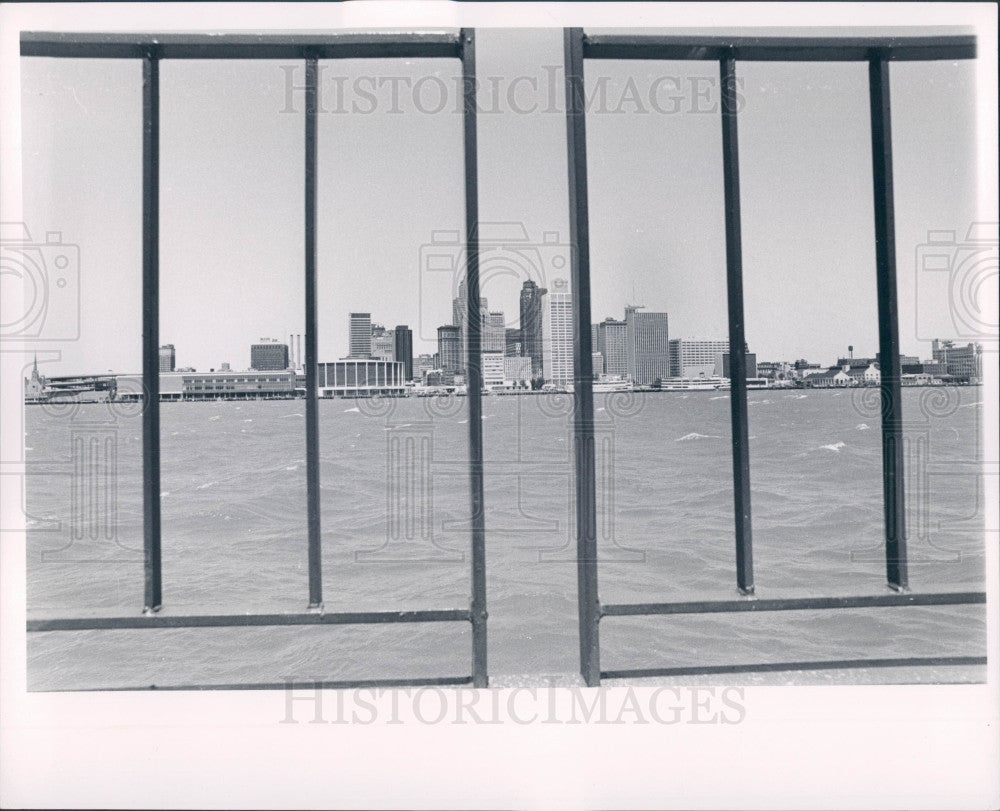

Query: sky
[[18, 27, 979, 375]]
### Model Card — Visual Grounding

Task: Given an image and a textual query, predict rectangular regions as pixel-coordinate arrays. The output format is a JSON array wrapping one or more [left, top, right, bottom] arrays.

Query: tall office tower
[[158, 344, 176, 373], [437, 325, 461, 373], [668, 338, 731, 378], [624, 307, 670, 385], [452, 278, 487, 374], [394, 325, 414, 381], [348, 313, 372, 359], [484, 311, 506, 353], [519, 279, 547, 379], [542, 279, 573, 385], [370, 324, 395, 361], [505, 328, 522, 357], [250, 338, 290, 371], [596, 317, 628, 378]]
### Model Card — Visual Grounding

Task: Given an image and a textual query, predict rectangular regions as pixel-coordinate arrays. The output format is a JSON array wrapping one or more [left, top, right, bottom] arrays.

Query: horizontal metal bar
[[602, 591, 986, 617], [57, 675, 475, 692], [27, 608, 471, 632], [601, 655, 987, 680], [583, 34, 976, 62], [21, 31, 463, 60]]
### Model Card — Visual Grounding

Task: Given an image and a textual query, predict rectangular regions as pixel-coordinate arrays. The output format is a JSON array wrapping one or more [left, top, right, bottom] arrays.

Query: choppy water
[[25, 387, 986, 688]]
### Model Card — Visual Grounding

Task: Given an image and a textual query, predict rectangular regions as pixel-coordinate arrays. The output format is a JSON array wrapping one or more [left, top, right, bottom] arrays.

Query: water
[[25, 387, 986, 689]]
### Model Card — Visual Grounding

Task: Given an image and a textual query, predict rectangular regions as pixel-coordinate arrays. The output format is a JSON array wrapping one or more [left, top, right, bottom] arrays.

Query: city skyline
[[18, 29, 981, 376]]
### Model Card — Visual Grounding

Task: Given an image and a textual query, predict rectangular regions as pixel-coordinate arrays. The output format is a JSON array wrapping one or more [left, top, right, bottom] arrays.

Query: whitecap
[[196, 481, 216, 490], [243, 418, 253, 422], [209, 415, 221, 421], [709, 396, 727, 401], [596, 407, 606, 412], [676, 432, 721, 442], [344, 407, 360, 413], [282, 413, 304, 418], [24, 446, 33, 451], [161, 491, 170, 497], [820, 442, 846, 452], [285, 465, 298, 471], [856, 423, 870, 430]]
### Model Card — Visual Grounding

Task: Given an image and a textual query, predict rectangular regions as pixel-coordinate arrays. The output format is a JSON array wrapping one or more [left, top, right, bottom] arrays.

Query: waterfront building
[[317, 360, 405, 397], [596, 317, 628, 378], [437, 325, 461, 373], [504, 356, 533, 383], [348, 313, 372, 359], [542, 279, 573, 385], [625, 307, 670, 385], [519, 279, 547, 379], [931, 339, 983, 382], [158, 344, 176, 373], [668, 338, 729, 379], [481, 351, 506, 387], [250, 338, 289, 371]]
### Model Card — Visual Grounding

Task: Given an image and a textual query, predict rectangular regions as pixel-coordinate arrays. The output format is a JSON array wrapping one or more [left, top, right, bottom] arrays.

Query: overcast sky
[[20, 27, 978, 374]]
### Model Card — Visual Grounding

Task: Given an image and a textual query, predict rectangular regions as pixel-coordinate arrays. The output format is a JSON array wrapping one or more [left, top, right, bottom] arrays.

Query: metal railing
[[22, 29, 489, 690], [562, 27, 986, 686]]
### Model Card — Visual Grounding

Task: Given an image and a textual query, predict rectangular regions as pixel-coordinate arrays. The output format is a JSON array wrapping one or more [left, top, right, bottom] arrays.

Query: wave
[[856, 423, 870, 430], [709, 396, 727, 401], [676, 432, 721, 442], [282, 413, 303, 418], [196, 481, 216, 490], [344, 407, 360, 413], [820, 442, 846, 452]]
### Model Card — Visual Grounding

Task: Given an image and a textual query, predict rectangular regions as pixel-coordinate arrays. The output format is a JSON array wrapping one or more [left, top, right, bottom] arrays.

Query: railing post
[[720, 54, 755, 595], [868, 55, 908, 591], [564, 27, 601, 686], [304, 52, 323, 608], [461, 28, 488, 687], [142, 50, 162, 613]]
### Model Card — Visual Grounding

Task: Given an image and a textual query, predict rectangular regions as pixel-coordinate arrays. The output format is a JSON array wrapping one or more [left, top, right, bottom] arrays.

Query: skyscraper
[[485, 311, 506, 353], [370, 324, 395, 361], [519, 279, 547, 379], [542, 279, 573, 385], [624, 307, 670, 385], [348, 313, 372, 359], [452, 279, 487, 374], [505, 328, 522, 357], [158, 344, 176, 373], [394, 325, 414, 381], [437, 325, 461, 373], [596, 318, 628, 378]]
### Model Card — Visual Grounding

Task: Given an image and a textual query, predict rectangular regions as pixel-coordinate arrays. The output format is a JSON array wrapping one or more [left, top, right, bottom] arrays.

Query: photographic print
[[1, 3, 996, 809]]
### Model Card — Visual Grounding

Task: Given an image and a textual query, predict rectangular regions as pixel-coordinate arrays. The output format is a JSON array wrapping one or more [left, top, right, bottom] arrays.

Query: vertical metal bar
[[304, 54, 323, 608], [564, 27, 601, 686], [142, 52, 162, 613], [461, 28, 488, 687], [868, 56, 908, 591], [720, 55, 755, 595]]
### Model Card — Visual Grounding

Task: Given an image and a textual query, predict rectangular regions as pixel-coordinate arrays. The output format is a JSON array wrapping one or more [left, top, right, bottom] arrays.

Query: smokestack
[[297, 334, 302, 370], [289, 334, 294, 369]]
